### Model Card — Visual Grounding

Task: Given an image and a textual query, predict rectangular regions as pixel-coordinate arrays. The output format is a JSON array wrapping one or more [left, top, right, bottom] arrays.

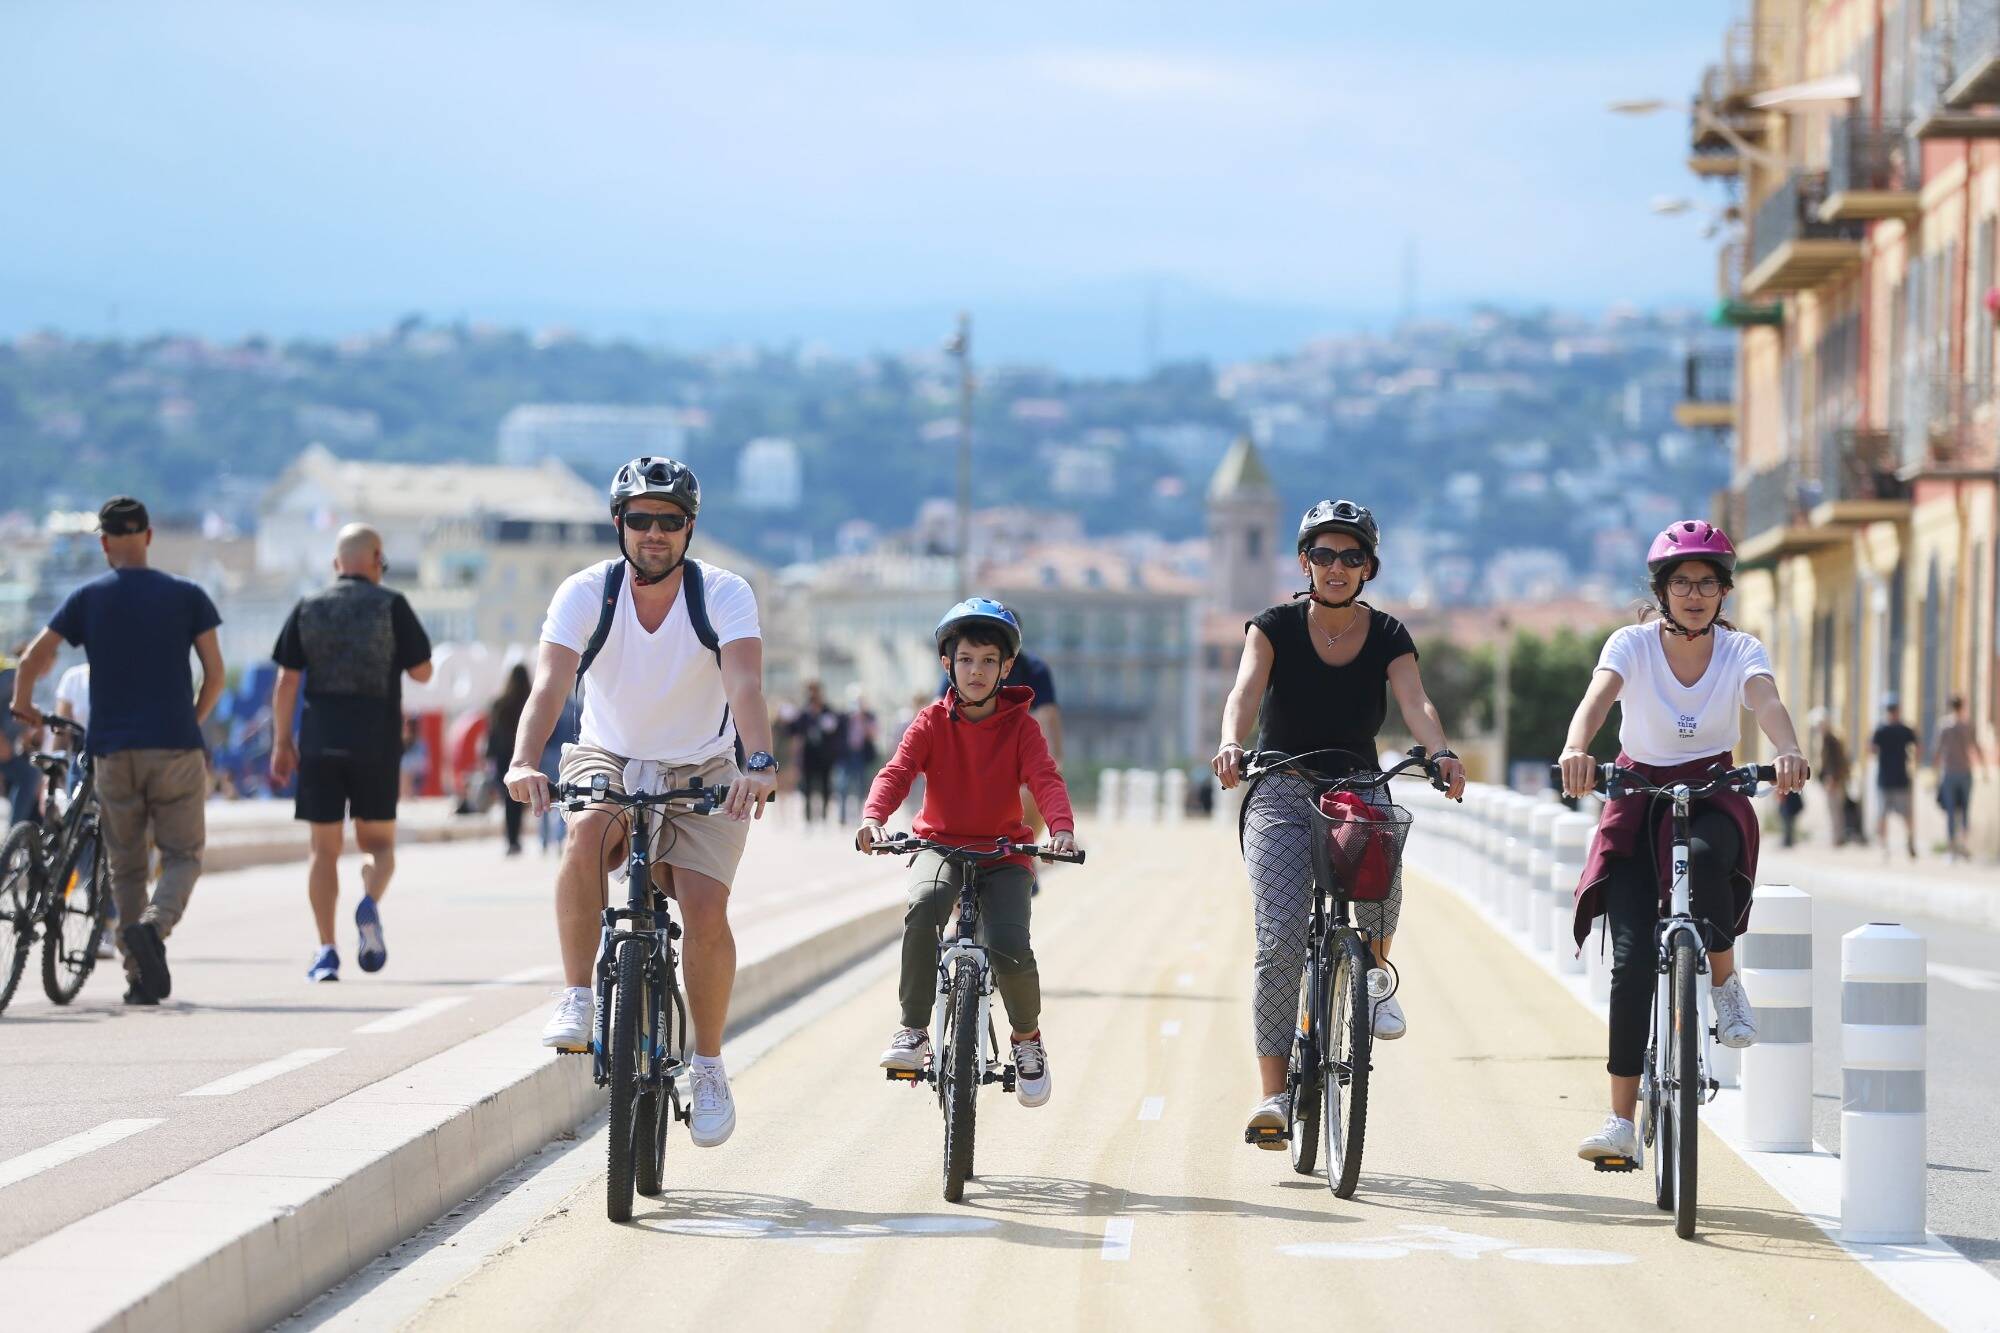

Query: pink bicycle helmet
[[1647, 520, 1737, 575]]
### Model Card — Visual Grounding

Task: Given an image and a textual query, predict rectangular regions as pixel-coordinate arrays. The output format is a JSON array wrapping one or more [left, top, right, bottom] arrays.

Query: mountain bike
[[1564, 759, 1773, 1240], [0, 716, 106, 1014], [865, 833, 1085, 1203], [558, 773, 728, 1223], [1238, 745, 1451, 1198]]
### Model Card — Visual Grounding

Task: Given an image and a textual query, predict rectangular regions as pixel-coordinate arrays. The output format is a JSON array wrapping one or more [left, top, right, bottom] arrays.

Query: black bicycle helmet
[[1296, 499, 1379, 556], [609, 456, 701, 518]]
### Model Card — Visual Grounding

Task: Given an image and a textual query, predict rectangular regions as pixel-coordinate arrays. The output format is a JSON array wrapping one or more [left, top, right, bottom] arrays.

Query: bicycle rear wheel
[[0, 824, 43, 1016], [606, 944, 645, 1222], [1287, 950, 1323, 1176], [42, 827, 106, 1005], [1672, 940, 1701, 1239], [1323, 931, 1372, 1198], [1646, 1023, 1672, 1212], [941, 961, 979, 1203]]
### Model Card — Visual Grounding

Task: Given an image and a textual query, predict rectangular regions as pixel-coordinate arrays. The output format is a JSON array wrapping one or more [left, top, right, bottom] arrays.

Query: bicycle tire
[[941, 961, 979, 1203], [606, 944, 645, 1223], [635, 976, 680, 1198], [1323, 931, 1372, 1198], [42, 827, 106, 1005], [1646, 1020, 1672, 1212], [1673, 940, 1701, 1239], [1288, 950, 1323, 1176], [1, 823, 44, 1016]]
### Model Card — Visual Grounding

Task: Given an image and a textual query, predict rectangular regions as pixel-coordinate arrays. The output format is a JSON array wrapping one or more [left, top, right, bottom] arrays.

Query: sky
[[1, 1, 1737, 370]]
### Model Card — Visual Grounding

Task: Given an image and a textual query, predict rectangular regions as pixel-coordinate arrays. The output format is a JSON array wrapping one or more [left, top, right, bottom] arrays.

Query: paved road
[[0, 822, 897, 1258], [377, 824, 1932, 1331]]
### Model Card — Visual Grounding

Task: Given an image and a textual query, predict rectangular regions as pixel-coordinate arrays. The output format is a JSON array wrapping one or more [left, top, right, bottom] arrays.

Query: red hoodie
[[863, 685, 1074, 867]]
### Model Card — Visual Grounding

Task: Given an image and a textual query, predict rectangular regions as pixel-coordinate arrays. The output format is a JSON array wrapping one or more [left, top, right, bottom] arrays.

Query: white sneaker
[[1246, 1092, 1291, 1149], [1712, 974, 1757, 1049], [688, 1061, 736, 1147], [880, 1027, 932, 1071], [1012, 1034, 1051, 1108], [1372, 992, 1407, 1040], [539, 987, 591, 1052], [1577, 1114, 1641, 1165]]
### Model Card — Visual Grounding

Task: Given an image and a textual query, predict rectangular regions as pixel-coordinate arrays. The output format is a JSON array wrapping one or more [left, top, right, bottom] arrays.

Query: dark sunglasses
[[622, 512, 688, 533], [1306, 547, 1370, 569]]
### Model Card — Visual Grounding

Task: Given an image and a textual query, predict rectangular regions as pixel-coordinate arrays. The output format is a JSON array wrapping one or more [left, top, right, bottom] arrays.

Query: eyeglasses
[[1306, 547, 1370, 569], [1666, 576, 1725, 598], [622, 512, 688, 533]]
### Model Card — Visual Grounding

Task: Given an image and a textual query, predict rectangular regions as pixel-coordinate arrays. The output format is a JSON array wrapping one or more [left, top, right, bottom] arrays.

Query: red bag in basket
[[1318, 790, 1394, 901]]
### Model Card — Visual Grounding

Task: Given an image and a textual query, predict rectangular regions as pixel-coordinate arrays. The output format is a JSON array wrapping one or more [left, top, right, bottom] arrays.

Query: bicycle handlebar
[[1551, 761, 1776, 801], [865, 833, 1086, 866], [41, 716, 84, 740], [559, 776, 732, 814], [1242, 745, 1459, 800]]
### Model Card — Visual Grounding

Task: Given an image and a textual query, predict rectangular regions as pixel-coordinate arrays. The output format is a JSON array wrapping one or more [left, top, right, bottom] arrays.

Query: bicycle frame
[[927, 867, 1006, 1093], [1649, 785, 1714, 1113]]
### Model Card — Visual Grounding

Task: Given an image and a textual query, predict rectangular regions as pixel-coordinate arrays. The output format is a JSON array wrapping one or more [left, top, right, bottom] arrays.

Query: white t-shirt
[[1596, 622, 1775, 766], [55, 664, 90, 730], [540, 559, 760, 763]]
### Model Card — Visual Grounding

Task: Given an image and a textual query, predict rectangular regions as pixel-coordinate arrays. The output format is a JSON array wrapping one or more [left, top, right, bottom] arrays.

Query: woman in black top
[[1211, 500, 1467, 1144]]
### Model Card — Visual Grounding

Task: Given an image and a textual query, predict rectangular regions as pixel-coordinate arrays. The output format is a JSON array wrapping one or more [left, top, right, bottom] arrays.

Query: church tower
[[1206, 434, 1280, 616]]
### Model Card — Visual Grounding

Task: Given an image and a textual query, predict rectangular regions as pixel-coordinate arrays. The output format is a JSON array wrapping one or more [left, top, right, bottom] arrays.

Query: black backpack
[[574, 559, 743, 763]]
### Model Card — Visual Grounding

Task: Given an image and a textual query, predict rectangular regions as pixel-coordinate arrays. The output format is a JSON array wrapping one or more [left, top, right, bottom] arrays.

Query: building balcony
[[1819, 116, 1920, 221], [1689, 27, 1771, 156], [1710, 240, 1784, 327], [1735, 459, 1847, 567], [1942, 1, 2000, 109], [1673, 350, 1736, 430], [1920, 375, 2000, 475], [1810, 427, 1911, 526], [1744, 173, 1865, 298]]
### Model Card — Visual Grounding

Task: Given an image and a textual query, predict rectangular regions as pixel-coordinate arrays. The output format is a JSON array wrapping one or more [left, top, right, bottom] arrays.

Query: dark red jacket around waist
[[1571, 750, 1760, 952]]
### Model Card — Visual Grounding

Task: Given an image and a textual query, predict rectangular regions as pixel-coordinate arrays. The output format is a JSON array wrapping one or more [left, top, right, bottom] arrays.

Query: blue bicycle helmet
[[932, 598, 1022, 659]]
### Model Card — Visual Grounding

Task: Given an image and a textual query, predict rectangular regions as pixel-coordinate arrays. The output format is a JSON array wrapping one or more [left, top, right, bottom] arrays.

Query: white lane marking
[[1503, 1248, 1636, 1266], [1280, 1225, 1631, 1266], [1927, 962, 2000, 992], [1159, 1020, 1181, 1038], [477, 964, 563, 989], [1138, 1096, 1166, 1121], [354, 996, 471, 1034], [0, 1119, 164, 1191], [878, 1216, 998, 1234], [1101, 1218, 1134, 1261], [181, 1047, 343, 1097], [1174, 972, 1195, 988]]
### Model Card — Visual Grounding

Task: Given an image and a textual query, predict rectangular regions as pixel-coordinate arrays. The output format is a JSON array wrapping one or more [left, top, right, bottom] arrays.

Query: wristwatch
[[745, 750, 779, 774]]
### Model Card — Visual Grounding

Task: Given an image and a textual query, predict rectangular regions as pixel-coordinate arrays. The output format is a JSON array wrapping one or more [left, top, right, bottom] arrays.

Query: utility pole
[[949, 311, 973, 601]]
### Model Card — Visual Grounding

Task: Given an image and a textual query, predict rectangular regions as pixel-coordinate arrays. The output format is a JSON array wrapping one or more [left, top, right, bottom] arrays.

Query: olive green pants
[[898, 851, 1039, 1034]]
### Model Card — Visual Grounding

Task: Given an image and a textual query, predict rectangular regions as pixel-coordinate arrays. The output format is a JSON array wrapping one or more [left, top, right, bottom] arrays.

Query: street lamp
[[945, 312, 973, 602], [1607, 95, 1781, 172]]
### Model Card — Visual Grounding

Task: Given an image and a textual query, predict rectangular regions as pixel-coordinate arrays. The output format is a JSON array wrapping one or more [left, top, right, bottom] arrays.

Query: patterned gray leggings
[[1242, 772, 1404, 1058]]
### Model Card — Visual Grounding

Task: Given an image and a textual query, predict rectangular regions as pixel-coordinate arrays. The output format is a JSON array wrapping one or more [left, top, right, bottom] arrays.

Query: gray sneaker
[[1012, 1035, 1051, 1108], [688, 1062, 736, 1147], [1577, 1114, 1641, 1166], [1246, 1092, 1291, 1149], [1712, 975, 1757, 1049], [879, 1027, 932, 1071]]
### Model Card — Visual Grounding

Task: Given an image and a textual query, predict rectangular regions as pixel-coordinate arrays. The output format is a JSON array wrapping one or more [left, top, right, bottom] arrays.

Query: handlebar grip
[[1753, 764, 1778, 783]]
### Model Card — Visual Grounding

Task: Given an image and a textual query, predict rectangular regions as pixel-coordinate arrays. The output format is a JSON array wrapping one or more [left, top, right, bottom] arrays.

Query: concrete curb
[[0, 894, 903, 1333], [204, 817, 496, 875], [1754, 854, 2000, 933]]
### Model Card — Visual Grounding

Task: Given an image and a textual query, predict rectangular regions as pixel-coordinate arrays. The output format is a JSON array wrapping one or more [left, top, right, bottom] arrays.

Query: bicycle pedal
[[552, 1043, 588, 1055], [1592, 1156, 1639, 1173], [884, 1068, 922, 1083], [1244, 1126, 1289, 1146]]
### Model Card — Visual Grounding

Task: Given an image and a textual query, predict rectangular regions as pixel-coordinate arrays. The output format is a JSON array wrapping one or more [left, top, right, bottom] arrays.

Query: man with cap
[[9, 497, 225, 1004]]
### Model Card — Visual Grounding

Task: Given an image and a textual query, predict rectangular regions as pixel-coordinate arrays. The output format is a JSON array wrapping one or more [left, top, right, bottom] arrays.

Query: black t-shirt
[[1871, 721, 1918, 789], [49, 568, 222, 756], [272, 576, 432, 761], [936, 650, 1059, 709], [1247, 601, 1418, 776], [790, 704, 843, 767]]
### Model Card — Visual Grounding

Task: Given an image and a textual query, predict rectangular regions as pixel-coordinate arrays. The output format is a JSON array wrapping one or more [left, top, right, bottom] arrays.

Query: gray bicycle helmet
[[1297, 499, 1379, 556], [609, 456, 701, 518]]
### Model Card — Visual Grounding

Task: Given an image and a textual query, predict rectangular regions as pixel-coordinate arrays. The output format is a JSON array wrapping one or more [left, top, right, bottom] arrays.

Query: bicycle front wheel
[[1672, 940, 1701, 1239], [941, 961, 979, 1203], [1288, 951, 1323, 1176], [635, 977, 682, 1198], [606, 944, 645, 1223], [1323, 931, 1372, 1198], [0, 824, 43, 1015], [42, 827, 106, 1005]]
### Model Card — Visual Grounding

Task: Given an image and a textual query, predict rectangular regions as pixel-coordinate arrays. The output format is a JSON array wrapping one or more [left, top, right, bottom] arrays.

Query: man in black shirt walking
[[1871, 695, 1921, 861], [270, 525, 434, 981]]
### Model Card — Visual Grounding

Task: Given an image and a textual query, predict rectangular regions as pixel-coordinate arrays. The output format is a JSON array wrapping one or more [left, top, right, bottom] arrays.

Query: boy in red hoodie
[[856, 598, 1076, 1108]]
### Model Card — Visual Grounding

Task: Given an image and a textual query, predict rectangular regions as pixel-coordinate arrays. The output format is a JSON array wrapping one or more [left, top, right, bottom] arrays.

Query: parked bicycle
[[1561, 758, 1774, 1240], [865, 832, 1085, 1202], [1237, 745, 1451, 1197], [0, 716, 106, 1014], [557, 772, 728, 1223]]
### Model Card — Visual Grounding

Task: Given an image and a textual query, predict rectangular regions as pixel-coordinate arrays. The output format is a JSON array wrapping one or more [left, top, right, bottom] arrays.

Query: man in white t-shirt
[[54, 662, 90, 734], [504, 457, 778, 1149]]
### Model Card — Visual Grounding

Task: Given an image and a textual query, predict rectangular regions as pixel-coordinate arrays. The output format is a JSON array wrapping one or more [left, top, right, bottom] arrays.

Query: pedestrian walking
[[1933, 695, 1984, 861], [834, 685, 879, 825], [268, 524, 434, 983], [7, 496, 225, 1005], [1870, 695, 1920, 860], [790, 680, 841, 823], [489, 663, 532, 856], [1810, 709, 1861, 846]]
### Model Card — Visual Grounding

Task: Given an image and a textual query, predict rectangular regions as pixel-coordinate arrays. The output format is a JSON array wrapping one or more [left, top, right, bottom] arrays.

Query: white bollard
[[1124, 769, 1160, 824], [1506, 795, 1536, 933], [1549, 812, 1593, 975], [1738, 885, 1813, 1151], [1160, 769, 1188, 825], [1527, 802, 1560, 953], [1098, 769, 1124, 822], [1841, 923, 1927, 1243], [1492, 791, 1518, 922], [1469, 788, 1497, 910]]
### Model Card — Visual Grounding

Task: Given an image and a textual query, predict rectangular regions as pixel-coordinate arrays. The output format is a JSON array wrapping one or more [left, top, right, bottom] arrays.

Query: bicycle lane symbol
[[1280, 1224, 1634, 1267]]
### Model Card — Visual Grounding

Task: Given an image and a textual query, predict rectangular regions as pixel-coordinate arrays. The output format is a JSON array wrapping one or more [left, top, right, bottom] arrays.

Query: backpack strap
[[683, 561, 747, 768], [577, 559, 625, 680]]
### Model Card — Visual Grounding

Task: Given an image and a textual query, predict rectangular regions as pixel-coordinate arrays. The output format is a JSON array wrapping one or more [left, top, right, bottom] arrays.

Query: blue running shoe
[[308, 945, 340, 982], [355, 896, 387, 973]]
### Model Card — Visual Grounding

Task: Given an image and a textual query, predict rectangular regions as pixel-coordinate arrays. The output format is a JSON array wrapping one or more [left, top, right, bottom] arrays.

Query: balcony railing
[[1739, 460, 1812, 542], [1914, 3, 2000, 135], [1683, 350, 1734, 403], [1818, 426, 1911, 505], [1926, 373, 2000, 471], [1745, 172, 1865, 295], [1824, 115, 1918, 216]]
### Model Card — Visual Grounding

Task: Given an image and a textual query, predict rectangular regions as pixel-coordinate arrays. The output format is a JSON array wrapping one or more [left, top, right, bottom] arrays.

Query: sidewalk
[[205, 797, 496, 872], [1757, 838, 2000, 931]]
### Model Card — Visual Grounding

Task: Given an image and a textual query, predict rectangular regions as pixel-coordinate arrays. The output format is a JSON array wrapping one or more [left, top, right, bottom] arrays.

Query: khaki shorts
[[558, 745, 750, 887]]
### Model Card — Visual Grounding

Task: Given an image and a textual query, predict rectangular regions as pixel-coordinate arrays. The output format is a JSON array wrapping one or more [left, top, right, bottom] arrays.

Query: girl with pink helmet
[[1555, 520, 1810, 1169]]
